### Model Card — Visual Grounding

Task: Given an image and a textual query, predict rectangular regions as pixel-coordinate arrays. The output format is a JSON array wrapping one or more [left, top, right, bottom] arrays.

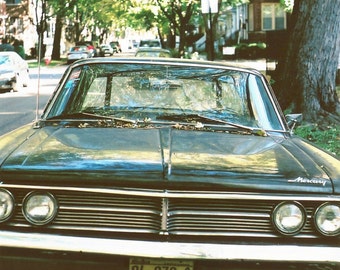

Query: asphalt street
[[0, 64, 67, 136]]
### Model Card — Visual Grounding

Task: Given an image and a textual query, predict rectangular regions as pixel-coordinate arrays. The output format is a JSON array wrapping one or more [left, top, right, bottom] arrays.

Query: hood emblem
[[288, 177, 327, 186]]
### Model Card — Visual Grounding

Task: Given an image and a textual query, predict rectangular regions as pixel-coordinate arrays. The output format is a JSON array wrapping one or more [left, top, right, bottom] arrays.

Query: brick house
[[247, 0, 290, 59]]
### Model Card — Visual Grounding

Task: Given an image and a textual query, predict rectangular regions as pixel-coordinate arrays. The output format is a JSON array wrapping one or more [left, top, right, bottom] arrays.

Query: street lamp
[[201, 0, 218, 61]]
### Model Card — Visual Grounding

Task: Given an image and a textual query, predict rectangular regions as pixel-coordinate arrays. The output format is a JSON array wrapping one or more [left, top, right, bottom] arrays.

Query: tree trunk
[[275, 0, 340, 123], [51, 15, 62, 60]]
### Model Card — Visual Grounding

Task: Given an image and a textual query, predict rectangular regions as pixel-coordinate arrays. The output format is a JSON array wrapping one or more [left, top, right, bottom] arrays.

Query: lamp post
[[201, 0, 218, 61]]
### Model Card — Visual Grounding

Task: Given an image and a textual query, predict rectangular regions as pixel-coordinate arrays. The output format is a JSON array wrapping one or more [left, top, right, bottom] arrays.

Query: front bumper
[[0, 231, 339, 265], [0, 78, 13, 89]]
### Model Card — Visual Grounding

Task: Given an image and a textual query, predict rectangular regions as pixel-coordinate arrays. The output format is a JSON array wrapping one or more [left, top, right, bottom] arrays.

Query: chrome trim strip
[[0, 231, 339, 263], [1, 184, 339, 201]]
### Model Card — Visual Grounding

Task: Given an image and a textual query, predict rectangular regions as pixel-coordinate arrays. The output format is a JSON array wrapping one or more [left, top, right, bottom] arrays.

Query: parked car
[[135, 48, 172, 58], [139, 39, 162, 48], [0, 51, 29, 92], [75, 41, 98, 57], [0, 58, 339, 270], [67, 46, 92, 64], [99, 44, 114, 56], [109, 41, 122, 53]]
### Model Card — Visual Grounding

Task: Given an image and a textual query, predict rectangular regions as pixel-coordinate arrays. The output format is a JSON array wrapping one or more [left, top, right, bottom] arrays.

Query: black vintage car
[[0, 58, 339, 270]]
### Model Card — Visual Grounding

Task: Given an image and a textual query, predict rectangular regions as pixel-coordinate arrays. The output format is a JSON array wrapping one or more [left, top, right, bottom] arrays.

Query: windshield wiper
[[43, 112, 266, 136], [44, 112, 137, 126], [157, 114, 267, 136]]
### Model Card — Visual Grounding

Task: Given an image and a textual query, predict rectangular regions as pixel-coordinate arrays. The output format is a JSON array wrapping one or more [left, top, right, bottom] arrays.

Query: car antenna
[[35, 32, 43, 123]]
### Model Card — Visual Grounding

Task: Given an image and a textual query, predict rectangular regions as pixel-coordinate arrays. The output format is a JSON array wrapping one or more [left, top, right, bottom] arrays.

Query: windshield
[[44, 62, 283, 131]]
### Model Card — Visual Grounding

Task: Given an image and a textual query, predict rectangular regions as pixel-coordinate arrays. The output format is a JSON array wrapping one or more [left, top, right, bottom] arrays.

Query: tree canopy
[[45, 0, 243, 58]]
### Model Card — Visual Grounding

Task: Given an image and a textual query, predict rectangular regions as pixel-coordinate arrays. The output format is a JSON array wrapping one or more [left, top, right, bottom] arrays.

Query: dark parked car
[[75, 41, 98, 57], [0, 51, 29, 92], [109, 41, 122, 53], [139, 39, 162, 48], [0, 58, 339, 270]]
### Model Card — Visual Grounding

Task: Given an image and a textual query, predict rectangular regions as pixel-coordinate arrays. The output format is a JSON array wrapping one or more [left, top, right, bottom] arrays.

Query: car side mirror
[[285, 113, 302, 132]]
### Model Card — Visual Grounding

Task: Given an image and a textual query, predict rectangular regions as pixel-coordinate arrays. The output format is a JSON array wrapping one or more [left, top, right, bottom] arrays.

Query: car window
[[0, 55, 12, 66], [139, 40, 161, 48], [82, 77, 108, 108], [46, 63, 282, 130]]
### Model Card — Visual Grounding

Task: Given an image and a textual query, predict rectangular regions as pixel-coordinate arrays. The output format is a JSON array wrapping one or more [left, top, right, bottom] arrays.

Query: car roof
[[67, 57, 262, 76], [70, 46, 88, 50], [136, 48, 170, 52]]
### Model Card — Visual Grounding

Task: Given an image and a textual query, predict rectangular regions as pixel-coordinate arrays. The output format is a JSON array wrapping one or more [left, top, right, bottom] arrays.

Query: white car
[[67, 46, 92, 64], [0, 51, 29, 92], [99, 44, 114, 56]]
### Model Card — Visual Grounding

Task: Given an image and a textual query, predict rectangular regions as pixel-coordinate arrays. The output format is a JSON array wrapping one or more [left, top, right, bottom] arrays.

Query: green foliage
[[295, 124, 340, 156], [280, 0, 294, 13]]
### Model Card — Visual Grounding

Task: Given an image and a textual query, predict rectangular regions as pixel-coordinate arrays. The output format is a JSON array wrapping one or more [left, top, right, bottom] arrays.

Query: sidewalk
[[220, 58, 276, 72]]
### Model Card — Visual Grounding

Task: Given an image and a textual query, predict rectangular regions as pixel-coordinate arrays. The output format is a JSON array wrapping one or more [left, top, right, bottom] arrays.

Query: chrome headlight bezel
[[272, 201, 306, 235], [0, 188, 15, 223], [22, 191, 58, 225], [314, 203, 340, 236]]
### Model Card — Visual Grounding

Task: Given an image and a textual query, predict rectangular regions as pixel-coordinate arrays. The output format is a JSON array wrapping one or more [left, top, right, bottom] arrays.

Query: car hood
[[0, 126, 338, 194], [0, 67, 15, 74]]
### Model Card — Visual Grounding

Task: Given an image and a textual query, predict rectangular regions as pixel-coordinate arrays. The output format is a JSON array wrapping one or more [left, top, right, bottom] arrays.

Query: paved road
[[0, 53, 136, 137], [0, 65, 67, 136]]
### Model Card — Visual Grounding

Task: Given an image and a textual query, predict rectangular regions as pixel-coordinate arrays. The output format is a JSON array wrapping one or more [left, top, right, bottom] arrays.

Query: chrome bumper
[[0, 231, 339, 264]]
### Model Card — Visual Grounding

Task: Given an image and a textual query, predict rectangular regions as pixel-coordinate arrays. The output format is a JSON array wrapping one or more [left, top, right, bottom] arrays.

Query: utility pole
[[201, 0, 218, 61]]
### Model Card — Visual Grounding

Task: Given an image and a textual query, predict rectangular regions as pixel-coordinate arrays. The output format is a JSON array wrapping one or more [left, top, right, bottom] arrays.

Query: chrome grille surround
[[2, 184, 340, 239]]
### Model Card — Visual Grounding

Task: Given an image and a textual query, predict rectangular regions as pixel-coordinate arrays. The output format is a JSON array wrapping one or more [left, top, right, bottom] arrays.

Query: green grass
[[295, 124, 339, 156], [27, 58, 66, 68], [294, 85, 340, 156]]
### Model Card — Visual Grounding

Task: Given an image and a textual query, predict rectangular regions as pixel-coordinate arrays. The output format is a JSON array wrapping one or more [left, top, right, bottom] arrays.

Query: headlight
[[314, 203, 340, 236], [0, 189, 14, 222], [272, 202, 306, 235], [22, 192, 58, 225]]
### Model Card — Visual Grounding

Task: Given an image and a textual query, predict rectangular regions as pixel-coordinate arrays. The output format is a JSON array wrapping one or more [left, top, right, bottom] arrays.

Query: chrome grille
[[56, 194, 162, 232], [5, 188, 325, 238], [167, 199, 273, 235]]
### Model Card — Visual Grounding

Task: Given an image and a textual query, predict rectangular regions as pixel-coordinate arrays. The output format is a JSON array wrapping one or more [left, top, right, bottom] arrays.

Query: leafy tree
[[275, 0, 340, 125], [201, 0, 244, 60], [48, 0, 76, 60], [49, 0, 115, 59], [155, 0, 199, 57], [31, 0, 48, 61]]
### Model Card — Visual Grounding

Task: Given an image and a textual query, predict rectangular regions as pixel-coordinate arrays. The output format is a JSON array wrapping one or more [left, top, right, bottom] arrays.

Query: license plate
[[129, 257, 193, 270]]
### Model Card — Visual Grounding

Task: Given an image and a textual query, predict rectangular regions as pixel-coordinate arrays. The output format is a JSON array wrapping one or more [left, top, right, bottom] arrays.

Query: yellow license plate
[[129, 257, 194, 270]]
